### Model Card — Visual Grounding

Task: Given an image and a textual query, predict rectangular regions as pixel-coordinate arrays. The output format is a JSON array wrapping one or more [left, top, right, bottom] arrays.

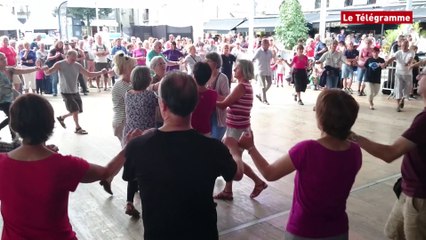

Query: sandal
[[75, 128, 88, 135], [56, 116, 66, 129], [250, 182, 268, 199], [99, 180, 113, 195], [213, 191, 233, 201], [125, 203, 140, 217]]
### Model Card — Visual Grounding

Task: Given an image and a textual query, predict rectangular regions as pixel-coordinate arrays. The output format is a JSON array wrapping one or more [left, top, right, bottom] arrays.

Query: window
[[367, 0, 376, 4], [315, 0, 330, 9], [344, 0, 353, 7]]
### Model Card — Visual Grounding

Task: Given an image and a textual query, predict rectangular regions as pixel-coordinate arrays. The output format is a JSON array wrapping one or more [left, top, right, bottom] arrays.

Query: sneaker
[[361, 91, 366, 96], [348, 88, 353, 94], [357, 91, 362, 96], [396, 106, 401, 112], [293, 93, 297, 102], [298, 100, 304, 105]]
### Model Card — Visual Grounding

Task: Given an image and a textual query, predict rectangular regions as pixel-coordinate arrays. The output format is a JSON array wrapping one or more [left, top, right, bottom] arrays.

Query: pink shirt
[[191, 89, 218, 134], [0, 153, 89, 240], [133, 48, 147, 66], [287, 140, 362, 238], [292, 55, 308, 70]]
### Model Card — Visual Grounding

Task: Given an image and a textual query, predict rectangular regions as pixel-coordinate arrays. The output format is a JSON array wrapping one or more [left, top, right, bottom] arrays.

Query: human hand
[[101, 68, 108, 74], [46, 144, 59, 152], [124, 128, 144, 145], [238, 130, 254, 150]]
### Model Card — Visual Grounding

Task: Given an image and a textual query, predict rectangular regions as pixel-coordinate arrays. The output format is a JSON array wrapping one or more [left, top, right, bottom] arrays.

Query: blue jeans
[[211, 111, 226, 141], [43, 75, 52, 94], [357, 67, 367, 83], [326, 74, 339, 89], [51, 72, 59, 95]]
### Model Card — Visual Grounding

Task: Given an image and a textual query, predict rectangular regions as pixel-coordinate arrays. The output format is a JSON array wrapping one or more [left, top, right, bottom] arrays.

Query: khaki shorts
[[61, 93, 83, 113], [385, 192, 426, 239], [12, 74, 22, 85]]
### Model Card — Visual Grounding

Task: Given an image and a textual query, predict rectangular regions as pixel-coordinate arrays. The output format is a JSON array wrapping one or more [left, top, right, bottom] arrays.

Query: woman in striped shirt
[[214, 59, 267, 201]]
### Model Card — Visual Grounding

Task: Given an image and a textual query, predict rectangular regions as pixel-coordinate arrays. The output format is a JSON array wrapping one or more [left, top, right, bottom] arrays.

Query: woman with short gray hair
[[205, 51, 229, 140]]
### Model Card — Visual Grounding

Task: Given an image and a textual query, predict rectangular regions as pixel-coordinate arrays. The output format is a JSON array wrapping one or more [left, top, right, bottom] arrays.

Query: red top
[[0, 153, 90, 240], [191, 89, 218, 134], [292, 55, 308, 69], [306, 41, 315, 58], [0, 47, 17, 66]]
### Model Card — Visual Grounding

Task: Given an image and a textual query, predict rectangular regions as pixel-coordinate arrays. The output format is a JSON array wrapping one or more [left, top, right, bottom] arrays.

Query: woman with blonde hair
[[214, 59, 267, 200], [111, 51, 137, 144], [101, 51, 136, 198], [183, 44, 202, 75]]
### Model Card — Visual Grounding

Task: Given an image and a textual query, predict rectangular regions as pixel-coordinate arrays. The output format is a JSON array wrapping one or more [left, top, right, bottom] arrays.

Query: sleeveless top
[[226, 82, 253, 129]]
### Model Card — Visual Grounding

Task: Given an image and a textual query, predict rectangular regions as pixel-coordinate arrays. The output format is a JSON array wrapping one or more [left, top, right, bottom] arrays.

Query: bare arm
[[239, 131, 296, 181], [79, 64, 106, 78], [43, 62, 61, 75], [11, 66, 38, 75], [216, 83, 245, 109], [353, 134, 416, 163], [80, 149, 126, 183]]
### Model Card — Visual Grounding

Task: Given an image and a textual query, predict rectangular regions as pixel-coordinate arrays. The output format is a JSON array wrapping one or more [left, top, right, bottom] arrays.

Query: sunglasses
[[118, 53, 129, 60]]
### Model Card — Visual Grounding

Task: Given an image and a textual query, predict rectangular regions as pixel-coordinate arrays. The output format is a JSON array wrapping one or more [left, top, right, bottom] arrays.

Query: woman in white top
[[183, 44, 202, 75]]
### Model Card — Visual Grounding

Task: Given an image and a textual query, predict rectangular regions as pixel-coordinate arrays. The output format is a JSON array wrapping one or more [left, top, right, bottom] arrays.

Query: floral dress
[[123, 90, 158, 140]]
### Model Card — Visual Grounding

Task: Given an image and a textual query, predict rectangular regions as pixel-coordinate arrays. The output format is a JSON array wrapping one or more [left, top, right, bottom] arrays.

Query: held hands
[[46, 144, 59, 152], [101, 68, 108, 75], [238, 130, 255, 151]]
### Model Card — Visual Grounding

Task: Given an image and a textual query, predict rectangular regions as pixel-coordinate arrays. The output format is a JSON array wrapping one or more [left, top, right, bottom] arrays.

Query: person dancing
[[214, 59, 267, 200]]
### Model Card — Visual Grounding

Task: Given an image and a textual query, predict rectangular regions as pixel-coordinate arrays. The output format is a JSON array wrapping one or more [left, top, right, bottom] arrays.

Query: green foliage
[[275, 0, 308, 50], [383, 23, 421, 53], [67, 8, 113, 26]]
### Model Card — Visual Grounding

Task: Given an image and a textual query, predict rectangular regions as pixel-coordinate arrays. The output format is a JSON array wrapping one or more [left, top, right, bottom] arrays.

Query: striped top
[[226, 82, 253, 129], [112, 79, 132, 125]]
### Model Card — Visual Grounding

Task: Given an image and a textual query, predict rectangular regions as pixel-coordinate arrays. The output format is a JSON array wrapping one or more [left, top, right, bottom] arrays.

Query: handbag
[[393, 177, 402, 199]]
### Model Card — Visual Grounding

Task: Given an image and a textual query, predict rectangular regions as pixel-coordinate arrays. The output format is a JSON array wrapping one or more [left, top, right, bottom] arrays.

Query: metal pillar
[[319, 0, 327, 40]]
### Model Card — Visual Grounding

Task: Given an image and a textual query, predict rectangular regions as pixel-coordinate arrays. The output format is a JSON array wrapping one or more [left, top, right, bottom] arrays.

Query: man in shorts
[[43, 50, 107, 134], [93, 34, 110, 91]]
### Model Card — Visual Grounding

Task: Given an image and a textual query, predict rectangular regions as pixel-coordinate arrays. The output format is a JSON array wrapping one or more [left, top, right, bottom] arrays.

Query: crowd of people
[[0, 27, 424, 240]]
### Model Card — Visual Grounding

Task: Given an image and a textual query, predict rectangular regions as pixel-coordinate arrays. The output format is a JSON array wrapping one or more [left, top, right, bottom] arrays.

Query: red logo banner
[[341, 11, 413, 24]]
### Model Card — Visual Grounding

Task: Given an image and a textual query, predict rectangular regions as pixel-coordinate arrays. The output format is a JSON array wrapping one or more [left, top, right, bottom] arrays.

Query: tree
[[275, 0, 309, 50]]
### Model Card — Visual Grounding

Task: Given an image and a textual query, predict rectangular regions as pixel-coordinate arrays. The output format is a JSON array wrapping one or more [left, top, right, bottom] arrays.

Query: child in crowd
[[274, 56, 285, 87], [364, 47, 386, 110], [239, 89, 361, 239], [35, 69, 44, 95]]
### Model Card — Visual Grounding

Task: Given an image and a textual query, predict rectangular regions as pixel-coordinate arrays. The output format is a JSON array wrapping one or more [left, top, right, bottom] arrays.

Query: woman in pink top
[[357, 38, 373, 96], [214, 59, 267, 201], [0, 94, 138, 240], [239, 89, 362, 240], [285, 44, 309, 105], [132, 41, 147, 66]]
